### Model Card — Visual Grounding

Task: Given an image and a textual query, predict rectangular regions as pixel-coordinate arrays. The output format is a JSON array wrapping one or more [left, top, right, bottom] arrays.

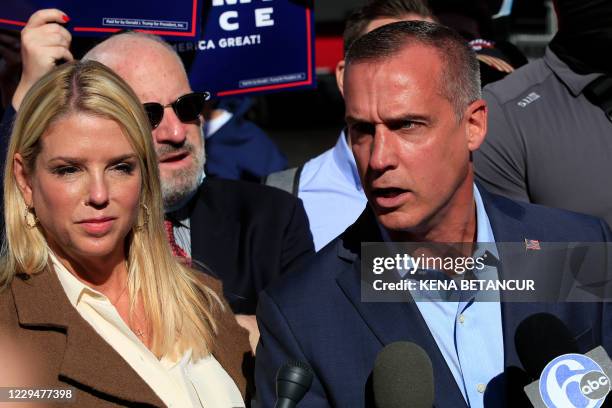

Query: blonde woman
[[0, 60, 251, 407]]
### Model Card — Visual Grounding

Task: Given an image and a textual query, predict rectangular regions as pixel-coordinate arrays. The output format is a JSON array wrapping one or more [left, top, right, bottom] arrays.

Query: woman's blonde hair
[[1, 60, 222, 359]]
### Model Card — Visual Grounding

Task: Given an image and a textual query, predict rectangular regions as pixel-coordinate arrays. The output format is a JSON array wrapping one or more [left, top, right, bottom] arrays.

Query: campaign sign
[[177, 0, 315, 97], [0, 0, 200, 38], [1, 1, 315, 97]]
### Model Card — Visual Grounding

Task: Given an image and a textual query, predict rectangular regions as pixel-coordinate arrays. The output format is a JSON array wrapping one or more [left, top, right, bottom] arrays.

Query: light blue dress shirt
[[298, 130, 367, 251], [381, 185, 504, 408]]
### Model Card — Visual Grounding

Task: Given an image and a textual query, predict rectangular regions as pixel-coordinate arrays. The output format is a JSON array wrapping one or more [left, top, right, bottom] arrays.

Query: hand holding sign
[[12, 9, 73, 110]]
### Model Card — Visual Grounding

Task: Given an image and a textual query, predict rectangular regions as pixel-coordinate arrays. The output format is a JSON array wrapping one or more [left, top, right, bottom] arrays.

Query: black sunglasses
[[143, 92, 211, 129]]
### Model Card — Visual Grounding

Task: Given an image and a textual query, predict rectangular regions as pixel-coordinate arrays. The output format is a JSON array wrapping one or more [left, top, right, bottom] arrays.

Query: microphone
[[372, 342, 434, 408], [515, 313, 612, 407], [275, 360, 313, 408], [515, 312, 579, 379]]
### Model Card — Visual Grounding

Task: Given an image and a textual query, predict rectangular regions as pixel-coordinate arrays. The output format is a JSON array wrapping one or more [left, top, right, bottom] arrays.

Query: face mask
[[550, 0, 612, 74]]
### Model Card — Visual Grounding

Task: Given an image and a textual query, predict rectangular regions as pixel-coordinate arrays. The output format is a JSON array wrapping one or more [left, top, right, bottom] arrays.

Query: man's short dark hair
[[345, 20, 481, 118], [343, 0, 434, 53]]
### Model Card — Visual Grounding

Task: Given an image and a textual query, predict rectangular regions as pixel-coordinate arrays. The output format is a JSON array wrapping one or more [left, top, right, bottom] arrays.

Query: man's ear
[[464, 99, 487, 151], [335, 59, 346, 97], [13, 153, 34, 207]]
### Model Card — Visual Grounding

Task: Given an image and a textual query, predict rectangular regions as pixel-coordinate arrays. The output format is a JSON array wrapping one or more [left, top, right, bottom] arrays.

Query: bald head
[[84, 32, 183, 68], [83, 33, 190, 102]]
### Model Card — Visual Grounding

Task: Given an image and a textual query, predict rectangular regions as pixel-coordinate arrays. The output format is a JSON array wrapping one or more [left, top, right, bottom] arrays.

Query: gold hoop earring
[[24, 206, 38, 229], [134, 203, 150, 231]]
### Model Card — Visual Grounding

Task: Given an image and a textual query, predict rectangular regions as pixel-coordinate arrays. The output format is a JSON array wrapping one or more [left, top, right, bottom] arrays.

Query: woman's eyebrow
[[46, 153, 138, 164]]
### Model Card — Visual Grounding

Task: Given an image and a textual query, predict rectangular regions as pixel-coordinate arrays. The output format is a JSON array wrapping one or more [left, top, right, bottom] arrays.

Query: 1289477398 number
[[0, 387, 74, 402]]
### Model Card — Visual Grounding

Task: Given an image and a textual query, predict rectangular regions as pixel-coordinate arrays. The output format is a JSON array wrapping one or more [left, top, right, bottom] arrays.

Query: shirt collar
[[332, 129, 363, 191], [378, 183, 496, 244], [473, 184, 495, 244], [473, 184, 500, 261], [544, 47, 603, 97], [51, 252, 105, 307], [204, 109, 233, 139], [167, 204, 191, 226]]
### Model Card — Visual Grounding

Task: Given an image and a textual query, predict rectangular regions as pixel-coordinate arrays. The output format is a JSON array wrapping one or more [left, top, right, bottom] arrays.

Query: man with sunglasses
[[3, 10, 315, 329]]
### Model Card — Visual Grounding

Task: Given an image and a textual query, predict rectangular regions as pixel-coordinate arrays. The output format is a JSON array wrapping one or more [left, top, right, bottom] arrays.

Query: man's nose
[[153, 107, 187, 146], [369, 126, 398, 172]]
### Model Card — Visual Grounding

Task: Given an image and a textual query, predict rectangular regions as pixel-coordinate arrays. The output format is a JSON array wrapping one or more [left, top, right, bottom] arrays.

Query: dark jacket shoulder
[[199, 177, 303, 213], [483, 55, 553, 105], [482, 188, 611, 243], [190, 177, 314, 314]]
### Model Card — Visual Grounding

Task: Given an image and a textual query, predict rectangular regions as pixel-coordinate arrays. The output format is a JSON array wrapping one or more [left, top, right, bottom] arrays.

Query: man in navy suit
[[255, 21, 612, 407]]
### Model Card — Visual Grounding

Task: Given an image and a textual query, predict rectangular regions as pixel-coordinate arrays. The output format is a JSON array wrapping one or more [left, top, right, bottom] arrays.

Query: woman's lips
[[78, 217, 115, 236]]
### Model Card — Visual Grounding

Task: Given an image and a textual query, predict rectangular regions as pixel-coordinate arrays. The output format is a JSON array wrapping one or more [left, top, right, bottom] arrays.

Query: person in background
[[2, 10, 314, 334], [474, 0, 612, 228], [429, 0, 527, 86], [204, 96, 288, 182], [0, 60, 251, 407]]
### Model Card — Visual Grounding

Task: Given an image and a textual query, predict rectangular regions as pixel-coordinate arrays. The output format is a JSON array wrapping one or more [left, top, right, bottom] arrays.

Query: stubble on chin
[[158, 134, 206, 209]]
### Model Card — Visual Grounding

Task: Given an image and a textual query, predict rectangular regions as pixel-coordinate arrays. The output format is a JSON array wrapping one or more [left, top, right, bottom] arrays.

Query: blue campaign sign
[[176, 0, 315, 97], [0, 0, 200, 38], [0, 1, 315, 97]]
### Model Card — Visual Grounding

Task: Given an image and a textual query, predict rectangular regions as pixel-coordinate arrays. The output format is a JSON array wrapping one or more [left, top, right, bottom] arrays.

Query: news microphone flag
[[524, 346, 612, 408]]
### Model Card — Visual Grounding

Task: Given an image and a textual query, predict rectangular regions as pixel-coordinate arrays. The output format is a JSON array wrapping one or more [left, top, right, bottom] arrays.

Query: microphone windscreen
[[373, 342, 434, 408], [514, 312, 579, 379], [276, 360, 313, 404]]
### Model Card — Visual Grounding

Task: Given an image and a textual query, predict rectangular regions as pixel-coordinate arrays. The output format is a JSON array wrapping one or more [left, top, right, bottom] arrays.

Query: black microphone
[[514, 312, 579, 379], [373, 342, 434, 408], [275, 360, 313, 408]]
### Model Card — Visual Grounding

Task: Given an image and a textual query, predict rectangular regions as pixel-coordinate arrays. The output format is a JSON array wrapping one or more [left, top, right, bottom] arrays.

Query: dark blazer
[[0, 106, 314, 315], [255, 188, 612, 407], [205, 98, 287, 182], [190, 177, 314, 314], [0, 269, 252, 407]]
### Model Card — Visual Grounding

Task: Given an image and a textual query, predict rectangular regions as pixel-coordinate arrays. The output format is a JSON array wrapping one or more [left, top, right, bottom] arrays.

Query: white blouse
[[51, 254, 245, 408]]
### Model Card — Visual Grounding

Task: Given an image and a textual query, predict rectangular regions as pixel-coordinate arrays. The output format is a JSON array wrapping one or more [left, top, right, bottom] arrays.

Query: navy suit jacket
[[190, 177, 314, 314], [205, 98, 287, 182], [255, 188, 612, 407]]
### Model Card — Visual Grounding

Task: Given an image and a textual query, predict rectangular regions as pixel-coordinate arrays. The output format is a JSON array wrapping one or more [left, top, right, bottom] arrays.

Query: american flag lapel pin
[[524, 238, 541, 250]]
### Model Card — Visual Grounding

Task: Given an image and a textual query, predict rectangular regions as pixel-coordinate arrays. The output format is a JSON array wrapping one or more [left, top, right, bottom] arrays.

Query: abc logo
[[539, 353, 610, 408], [580, 371, 610, 400]]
